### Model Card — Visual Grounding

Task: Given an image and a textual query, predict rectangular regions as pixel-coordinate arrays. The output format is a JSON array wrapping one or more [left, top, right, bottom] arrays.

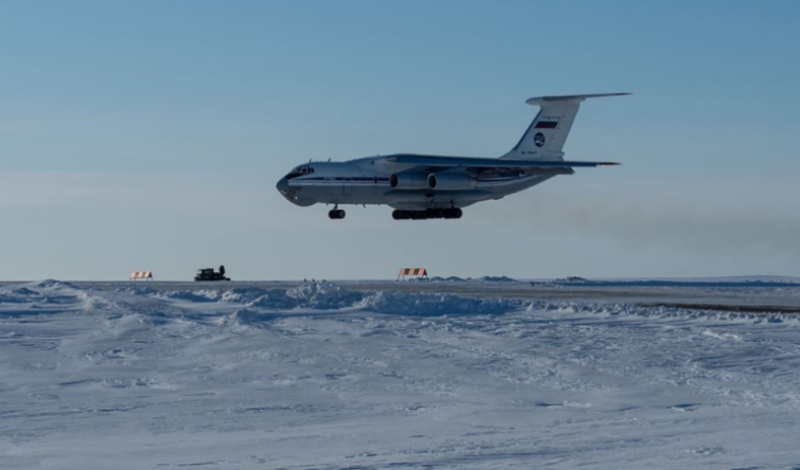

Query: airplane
[[276, 93, 629, 220]]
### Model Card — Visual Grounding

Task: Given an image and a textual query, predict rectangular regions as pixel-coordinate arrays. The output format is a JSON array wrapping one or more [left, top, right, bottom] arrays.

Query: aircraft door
[[341, 179, 352, 196]]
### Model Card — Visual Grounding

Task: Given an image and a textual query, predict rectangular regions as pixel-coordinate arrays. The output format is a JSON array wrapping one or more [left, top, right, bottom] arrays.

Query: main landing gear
[[392, 208, 463, 220], [328, 206, 346, 219]]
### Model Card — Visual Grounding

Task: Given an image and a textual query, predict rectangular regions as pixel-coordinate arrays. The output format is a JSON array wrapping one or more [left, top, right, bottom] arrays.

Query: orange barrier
[[397, 268, 428, 281], [130, 271, 153, 281]]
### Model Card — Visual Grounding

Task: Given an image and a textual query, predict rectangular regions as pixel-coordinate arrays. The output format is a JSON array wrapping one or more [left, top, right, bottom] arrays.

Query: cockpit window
[[286, 164, 316, 180], [290, 165, 315, 175]]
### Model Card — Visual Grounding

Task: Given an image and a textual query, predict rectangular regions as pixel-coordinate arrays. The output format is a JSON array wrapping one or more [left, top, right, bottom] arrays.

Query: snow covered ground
[[2, 280, 800, 469]]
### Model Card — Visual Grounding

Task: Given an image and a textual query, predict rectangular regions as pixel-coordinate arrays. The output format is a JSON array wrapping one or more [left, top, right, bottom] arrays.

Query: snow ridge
[[2, 280, 797, 324]]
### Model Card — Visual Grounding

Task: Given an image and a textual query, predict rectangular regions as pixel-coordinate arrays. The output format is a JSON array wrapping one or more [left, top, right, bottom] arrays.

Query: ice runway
[[2, 280, 800, 469]]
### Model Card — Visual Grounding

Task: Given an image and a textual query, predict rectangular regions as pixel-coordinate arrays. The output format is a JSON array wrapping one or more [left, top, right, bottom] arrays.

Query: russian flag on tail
[[534, 118, 559, 129]]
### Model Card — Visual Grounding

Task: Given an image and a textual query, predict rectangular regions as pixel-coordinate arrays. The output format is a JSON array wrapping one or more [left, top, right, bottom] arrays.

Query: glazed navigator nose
[[276, 177, 289, 195]]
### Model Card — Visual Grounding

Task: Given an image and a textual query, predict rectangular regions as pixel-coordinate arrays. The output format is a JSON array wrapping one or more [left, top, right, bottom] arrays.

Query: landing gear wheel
[[391, 208, 462, 220], [328, 209, 346, 220], [449, 208, 463, 219]]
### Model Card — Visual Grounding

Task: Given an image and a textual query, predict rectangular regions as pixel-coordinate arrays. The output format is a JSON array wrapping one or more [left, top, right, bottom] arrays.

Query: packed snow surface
[[2, 280, 800, 469]]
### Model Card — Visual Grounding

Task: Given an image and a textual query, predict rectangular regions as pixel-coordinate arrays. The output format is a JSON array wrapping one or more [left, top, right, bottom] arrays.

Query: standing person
[[219, 265, 226, 277]]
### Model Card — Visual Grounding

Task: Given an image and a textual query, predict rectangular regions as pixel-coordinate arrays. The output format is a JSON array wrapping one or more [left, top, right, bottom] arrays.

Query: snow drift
[[2, 280, 800, 469]]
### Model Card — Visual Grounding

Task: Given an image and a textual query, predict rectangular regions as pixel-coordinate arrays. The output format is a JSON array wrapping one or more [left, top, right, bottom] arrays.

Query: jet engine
[[390, 171, 429, 189], [427, 172, 478, 191]]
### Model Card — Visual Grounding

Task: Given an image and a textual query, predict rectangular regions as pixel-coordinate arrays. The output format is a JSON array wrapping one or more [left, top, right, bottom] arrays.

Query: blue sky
[[1, 0, 799, 280]]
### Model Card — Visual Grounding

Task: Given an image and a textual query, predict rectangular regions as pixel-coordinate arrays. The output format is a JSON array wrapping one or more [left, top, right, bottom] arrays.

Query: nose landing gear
[[328, 206, 346, 220]]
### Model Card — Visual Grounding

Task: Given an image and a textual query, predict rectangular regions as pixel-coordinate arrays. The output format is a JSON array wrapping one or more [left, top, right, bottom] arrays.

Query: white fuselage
[[276, 155, 558, 210]]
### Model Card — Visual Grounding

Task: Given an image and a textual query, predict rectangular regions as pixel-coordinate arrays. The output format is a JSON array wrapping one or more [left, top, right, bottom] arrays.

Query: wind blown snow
[[1, 281, 799, 469]]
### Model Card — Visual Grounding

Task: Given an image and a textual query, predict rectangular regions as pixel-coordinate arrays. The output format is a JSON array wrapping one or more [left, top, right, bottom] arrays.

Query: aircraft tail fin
[[500, 93, 630, 161]]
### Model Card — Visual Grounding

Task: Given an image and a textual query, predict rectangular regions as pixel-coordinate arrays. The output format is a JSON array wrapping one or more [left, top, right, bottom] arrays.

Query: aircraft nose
[[275, 176, 314, 206], [276, 177, 289, 194]]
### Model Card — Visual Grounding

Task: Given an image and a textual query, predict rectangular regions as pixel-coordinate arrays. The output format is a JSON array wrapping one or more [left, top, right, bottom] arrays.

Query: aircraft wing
[[388, 154, 619, 170]]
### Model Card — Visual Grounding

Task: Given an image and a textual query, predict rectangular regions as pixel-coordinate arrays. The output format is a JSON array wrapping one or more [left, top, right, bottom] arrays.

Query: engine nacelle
[[427, 172, 478, 191], [390, 171, 429, 190]]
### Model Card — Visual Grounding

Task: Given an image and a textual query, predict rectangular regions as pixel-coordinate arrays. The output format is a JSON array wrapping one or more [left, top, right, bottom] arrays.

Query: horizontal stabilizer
[[525, 93, 630, 106]]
